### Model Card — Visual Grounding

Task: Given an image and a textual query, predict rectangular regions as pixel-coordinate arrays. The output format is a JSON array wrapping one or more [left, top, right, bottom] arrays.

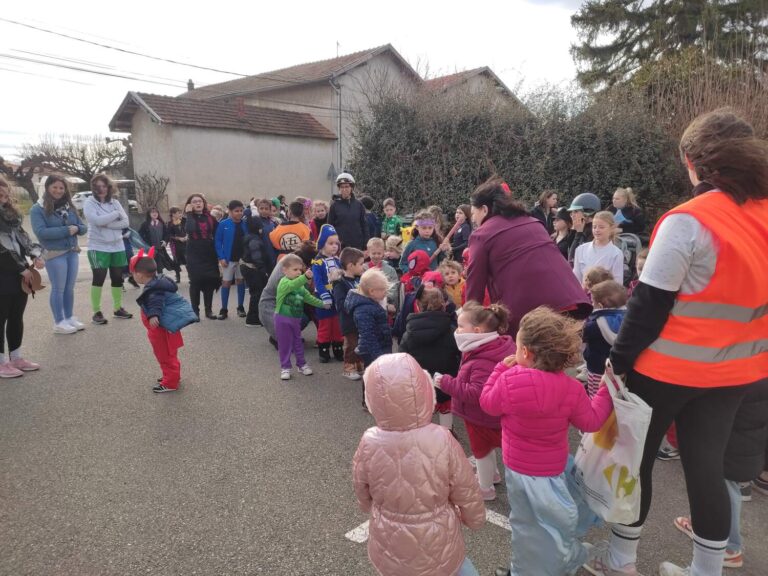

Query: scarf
[[454, 331, 499, 353]]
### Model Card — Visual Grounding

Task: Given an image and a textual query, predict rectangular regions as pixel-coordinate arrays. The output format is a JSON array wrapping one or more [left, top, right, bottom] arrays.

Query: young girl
[[437, 301, 516, 501], [551, 207, 575, 260], [399, 210, 449, 273], [384, 234, 403, 273], [572, 211, 624, 285], [583, 280, 627, 397], [139, 208, 167, 274], [309, 200, 328, 241], [451, 204, 472, 262], [184, 194, 220, 320], [311, 224, 344, 363], [480, 306, 614, 576], [352, 353, 485, 576], [167, 207, 187, 283], [398, 288, 461, 430]]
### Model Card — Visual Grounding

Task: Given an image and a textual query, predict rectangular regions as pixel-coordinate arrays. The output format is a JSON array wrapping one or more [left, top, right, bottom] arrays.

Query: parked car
[[72, 190, 137, 212]]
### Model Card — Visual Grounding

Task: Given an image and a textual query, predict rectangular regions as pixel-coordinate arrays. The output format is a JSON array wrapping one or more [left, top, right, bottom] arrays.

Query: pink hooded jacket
[[353, 353, 485, 576], [480, 363, 613, 476]]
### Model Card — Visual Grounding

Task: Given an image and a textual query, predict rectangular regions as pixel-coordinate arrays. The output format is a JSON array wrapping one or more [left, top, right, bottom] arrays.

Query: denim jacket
[[30, 203, 87, 252]]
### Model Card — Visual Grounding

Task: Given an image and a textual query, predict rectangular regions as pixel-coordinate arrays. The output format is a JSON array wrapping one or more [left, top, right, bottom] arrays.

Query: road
[[1, 261, 766, 575]]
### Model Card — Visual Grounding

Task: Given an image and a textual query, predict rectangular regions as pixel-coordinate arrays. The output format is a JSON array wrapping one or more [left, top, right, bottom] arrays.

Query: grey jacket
[[83, 197, 129, 253]]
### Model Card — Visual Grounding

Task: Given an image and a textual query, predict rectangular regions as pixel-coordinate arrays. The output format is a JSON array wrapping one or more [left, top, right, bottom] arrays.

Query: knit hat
[[316, 224, 338, 251]]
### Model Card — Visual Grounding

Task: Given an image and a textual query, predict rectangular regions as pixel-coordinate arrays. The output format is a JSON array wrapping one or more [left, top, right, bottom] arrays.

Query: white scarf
[[454, 331, 499, 353]]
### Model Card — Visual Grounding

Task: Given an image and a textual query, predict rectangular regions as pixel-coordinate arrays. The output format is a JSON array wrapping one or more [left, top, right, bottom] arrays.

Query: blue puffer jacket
[[136, 275, 198, 333], [29, 202, 87, 251], [583, 307, 626, 374], [345, 290, 392, 360]]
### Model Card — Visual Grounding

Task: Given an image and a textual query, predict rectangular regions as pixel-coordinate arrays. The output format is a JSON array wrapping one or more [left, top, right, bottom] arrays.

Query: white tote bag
[[571, 364, 653, 524]]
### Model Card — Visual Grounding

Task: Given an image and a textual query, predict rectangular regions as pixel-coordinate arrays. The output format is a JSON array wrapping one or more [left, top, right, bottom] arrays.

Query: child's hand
[[502, 354, 517, 367], [328, 269, 342, 282], [304, 269, 313, 279], [149, 317, 160, 328], [439, 240, 451, 253], [219, 259, 228, 268], [433, 372, 443, 389], [323, 302, 332, 309], [386, 304, 396, 314]]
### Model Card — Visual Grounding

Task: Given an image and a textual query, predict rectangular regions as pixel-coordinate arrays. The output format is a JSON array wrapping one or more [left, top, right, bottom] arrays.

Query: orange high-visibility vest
[[634, 191, 768, 387]]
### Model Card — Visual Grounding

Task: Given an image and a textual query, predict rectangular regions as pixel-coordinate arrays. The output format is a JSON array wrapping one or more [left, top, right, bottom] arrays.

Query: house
[[424, 66, 519, 102], [109, 45, 519, 208]]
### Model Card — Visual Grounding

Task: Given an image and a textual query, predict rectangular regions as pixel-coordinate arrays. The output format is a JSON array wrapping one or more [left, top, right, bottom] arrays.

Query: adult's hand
[[68, 225, 79, 236], [20, 268, 33, 290], [33, 258, 45, 270], [185, 204, 193, 213], [572, 212, 585, 233]]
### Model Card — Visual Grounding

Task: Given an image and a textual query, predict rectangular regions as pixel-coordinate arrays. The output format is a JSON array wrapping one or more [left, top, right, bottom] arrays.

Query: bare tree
[[20, 134, 127, 184], [0, 155, 43, 202], [134, 172, 170, 213]]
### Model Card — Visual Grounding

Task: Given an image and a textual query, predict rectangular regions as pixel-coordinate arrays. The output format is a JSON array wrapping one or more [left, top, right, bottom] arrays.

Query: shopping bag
[[571, 363, 652, 524]]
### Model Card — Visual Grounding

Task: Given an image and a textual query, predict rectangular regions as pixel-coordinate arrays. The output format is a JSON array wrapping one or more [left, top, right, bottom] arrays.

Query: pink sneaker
[[0, 362, 24, 378], [10, 358, 40, 372], [479, 486, 496, 501], [493, 470, 503, 484]]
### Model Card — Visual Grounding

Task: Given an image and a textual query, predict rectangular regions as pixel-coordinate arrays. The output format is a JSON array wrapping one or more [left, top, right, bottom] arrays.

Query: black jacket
[[332, 275, 360, 335], [451, 222, 472, 261], [609, 205, 646, 236], [568, 221, 593, 263], [530, 205, 554, 235], [242, 221, 268, 269], [184, 213, 220, 281], [553, 230, 575, 260], [725, 381, 768, 482], [328, 194, 368, 250]]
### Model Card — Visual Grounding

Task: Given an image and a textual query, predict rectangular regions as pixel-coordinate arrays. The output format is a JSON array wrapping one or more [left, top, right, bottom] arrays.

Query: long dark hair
[[0, 175, 21, 221], [43, 175, 73, 214], [470, 177, 527, 221], [144, 207, 165, 226], [680, 108, 768, 204], [184, 193, 209, 214]]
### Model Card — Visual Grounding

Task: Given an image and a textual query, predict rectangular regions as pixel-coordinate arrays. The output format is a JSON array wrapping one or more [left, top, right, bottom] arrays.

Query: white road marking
[[345, 510, 510, 543]]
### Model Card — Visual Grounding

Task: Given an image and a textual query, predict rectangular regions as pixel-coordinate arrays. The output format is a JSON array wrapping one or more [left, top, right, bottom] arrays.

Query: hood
[[145, 275, 178, 294], [464, 334, 516, 361], [407, 249, 431, 276], [345, 289, 376, 314], [316, 223, 338, 251], [593, 307, 626, 346], [404, 311, 454, 346], [364, 353, 436, 431]]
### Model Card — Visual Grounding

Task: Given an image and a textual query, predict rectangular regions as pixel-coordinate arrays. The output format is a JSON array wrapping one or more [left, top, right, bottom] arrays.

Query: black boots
[[332, 342, 344, 362], [319, 343, 331, 363]]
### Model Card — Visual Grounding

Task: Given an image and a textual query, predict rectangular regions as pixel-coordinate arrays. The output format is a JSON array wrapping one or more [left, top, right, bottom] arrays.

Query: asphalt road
[[1, 262, 766, 576]]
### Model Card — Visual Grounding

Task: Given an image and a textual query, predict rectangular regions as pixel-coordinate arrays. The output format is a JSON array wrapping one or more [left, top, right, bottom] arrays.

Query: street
[[1, 265, 766, 576]]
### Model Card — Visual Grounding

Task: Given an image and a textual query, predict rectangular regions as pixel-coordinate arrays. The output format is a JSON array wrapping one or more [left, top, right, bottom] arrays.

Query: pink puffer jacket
[[353, 353, 485, 576]]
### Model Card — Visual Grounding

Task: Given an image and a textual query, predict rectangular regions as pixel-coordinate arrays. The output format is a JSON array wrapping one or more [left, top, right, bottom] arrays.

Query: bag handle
[[602, 360, 629, 401]]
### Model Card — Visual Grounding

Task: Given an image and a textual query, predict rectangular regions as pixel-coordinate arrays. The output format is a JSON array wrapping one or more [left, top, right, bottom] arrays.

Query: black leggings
[[241, 266, 268, 324], [189, 278, 218, 314], [0, 292, 28, 354], [92, 266, 124, 288], [626, 371, 747, 540]]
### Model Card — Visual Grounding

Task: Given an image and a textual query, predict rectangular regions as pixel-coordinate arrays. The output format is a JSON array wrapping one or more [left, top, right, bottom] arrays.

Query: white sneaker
[[299, 365, 313, 376], [53, 321, 77, 334], [280, 369, 291, 380], [583, 542, 639, 575], [343, 371, 361, 380], [659, 562, 689, 576], [66, 317, 86, 331]]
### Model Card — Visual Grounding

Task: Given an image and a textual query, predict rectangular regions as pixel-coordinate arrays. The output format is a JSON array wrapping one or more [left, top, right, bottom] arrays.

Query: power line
[[0, 65, 93, 85]]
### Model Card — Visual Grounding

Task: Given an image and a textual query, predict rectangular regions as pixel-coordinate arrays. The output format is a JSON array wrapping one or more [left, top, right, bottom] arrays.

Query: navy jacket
[[583, 307, 626, 374], [136, 275, 178, 319], [333, 275, 360, 335], [345, 290, 391, 360], [328, 194, 368, 250]]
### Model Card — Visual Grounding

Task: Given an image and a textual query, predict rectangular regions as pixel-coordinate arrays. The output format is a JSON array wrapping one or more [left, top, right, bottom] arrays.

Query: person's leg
[[235, 266, 246, 310], [148, 329, 181, 389], [292, 317, 307, 368], [476, 451, 496, 491], [7, 293, 29, 360], [316, 318, 332, 362], [45, 254, 68, 323], [63, 251, 79, 321], [724, 480, 742, 553], [203, 283, 215, 315], [274, 315, 294, 370], [220, 262, 234, 314], [247, 269, 268, 324], [343, 332, 360, 375], [330, 317, 344, 360], [189, 280, 201, 316], [0, 296, 10, 360], [108, 266, 125, 313], [90, 267, 108, 313]]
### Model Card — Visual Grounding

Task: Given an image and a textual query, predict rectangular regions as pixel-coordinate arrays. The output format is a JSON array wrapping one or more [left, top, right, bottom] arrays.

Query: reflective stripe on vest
[[670, 300, 768, 323], [649, 338, 768, 363]]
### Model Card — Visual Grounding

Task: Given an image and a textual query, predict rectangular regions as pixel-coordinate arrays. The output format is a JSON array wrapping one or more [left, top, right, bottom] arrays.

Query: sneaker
[[245, 321, 262, 328], [236, 306, 246, 318], [656, 446, 681, 461], [479, 486, 496, 501], [724, 549, 744, 568], [583, 542, 639, 576], [54, 321, 78, 334], [299, 365, 313, 376], [343, 371, 361, 380], [739, 481, 752, 501], [0, 363, 24, 378], [205, 310, 218, 320], [218, 308, 228, 320], [753, 475, 768, 496], [92, 311, 108, 325], [113, 308, 133, 319], [66, 317, 86, 331], [493, 470, 503, 485], [280, 369, 291, 380], [658, 562, 689, 576], [152, 385, 177, 393], [10, 358, 40, 372]]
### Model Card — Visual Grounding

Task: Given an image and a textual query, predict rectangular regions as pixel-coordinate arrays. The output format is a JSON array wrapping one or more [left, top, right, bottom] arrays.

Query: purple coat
[[465, 214, 591, 335], [439, 335, 516, 429]]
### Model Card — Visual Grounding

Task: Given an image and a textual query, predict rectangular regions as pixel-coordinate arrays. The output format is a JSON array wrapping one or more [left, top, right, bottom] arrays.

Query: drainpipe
[[329, 77, 342, 170]]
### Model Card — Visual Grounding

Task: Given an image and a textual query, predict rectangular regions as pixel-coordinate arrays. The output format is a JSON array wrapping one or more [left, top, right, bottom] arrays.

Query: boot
[[205, 309, 218, 320], [332, 342, 344, 361], [318, 343, 331, 364]]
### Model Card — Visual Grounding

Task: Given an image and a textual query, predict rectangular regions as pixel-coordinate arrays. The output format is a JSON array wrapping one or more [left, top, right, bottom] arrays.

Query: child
[[451, 205, 472, 262], [269, 201, 311, 261], [440, 260, 465, 308], [573, 211, 624, 285], [250, 198, 277, 272], [360, 196, 381, 240], [400, 249, 431, 295], [352, 353, 485, 576], [583, 265, 614, 292], [214, 200, 248, 319], [241, 216, 271, 327], [380, 198, 403, 239], [399, 210, 449, 273], [437, 301, 516, 501], [138, 207, 167, 273], [274, 255, 329, 380], [627, 247, 648, 298], [384, 234, 403, 273], [366, 237, 399, 312], [480, 306, 613, 576], [583, 280, 627, 397], [132, 249, 198, 393], [332, 247, 365, 380], [309, 200, 328, 241], [167, 207, 187, 283], [398, 288, 461, 431], [311, 224, 344, 363]]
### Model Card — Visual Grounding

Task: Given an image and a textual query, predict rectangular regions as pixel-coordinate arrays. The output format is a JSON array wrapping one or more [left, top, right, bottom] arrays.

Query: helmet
[[335, 172, 355, 187], [567, 192, 601, 215]]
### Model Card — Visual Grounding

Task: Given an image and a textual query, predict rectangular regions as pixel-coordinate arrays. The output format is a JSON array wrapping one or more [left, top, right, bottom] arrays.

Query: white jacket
[[83, 197, 129, 253]]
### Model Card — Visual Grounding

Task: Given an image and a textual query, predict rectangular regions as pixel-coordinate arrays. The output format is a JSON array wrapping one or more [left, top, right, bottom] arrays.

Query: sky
[[0, 0, 585, 161]]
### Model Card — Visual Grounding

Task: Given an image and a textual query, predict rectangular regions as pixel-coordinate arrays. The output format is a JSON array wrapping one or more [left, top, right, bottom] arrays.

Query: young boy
[[381, 198, 403, 239], [251, 198, 277, 272], [333, 247, 365, 380], [360, 196, 381, 240], [132, 248, 198, 393], [214, 200, 248, 319], [440, 260, 465, 308], [269, 201, 311, 261], [583, 279, 627, 397], [366, 237, 399, 312], [311, 224, 344, 363], [275, 255, 330, 380]]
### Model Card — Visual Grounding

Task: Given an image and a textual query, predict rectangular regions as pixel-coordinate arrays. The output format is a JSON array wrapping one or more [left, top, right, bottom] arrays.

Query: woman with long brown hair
[[586, 109, 768, 576], [184, 193, 220, 319]]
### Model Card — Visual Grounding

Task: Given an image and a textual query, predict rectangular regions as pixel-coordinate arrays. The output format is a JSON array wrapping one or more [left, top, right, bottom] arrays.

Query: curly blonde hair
[[518, 307, 583, 373]]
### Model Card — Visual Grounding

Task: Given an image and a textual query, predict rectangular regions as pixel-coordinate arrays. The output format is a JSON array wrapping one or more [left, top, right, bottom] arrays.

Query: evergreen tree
[[571, 0, 768, 88]]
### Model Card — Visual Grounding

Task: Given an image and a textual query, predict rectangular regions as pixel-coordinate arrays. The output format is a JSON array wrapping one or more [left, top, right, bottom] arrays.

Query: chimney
[[187, 79, 195, 91]]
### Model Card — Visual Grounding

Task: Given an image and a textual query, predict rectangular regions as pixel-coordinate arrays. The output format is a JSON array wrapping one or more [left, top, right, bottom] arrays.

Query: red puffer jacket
[[352, 353, 485, 576]]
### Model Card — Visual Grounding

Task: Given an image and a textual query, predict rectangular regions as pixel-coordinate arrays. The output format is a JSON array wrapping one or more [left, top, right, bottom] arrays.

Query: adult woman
[[609, 187, 646, 235], [451, 204, 472, 262], [588, 109, 768, 576], [83, 174, 133, 325], [551, 207, 574, 260], [464, 179, 590, 335], [184, 194, 220, 319], [529, 190, 558, 235], [0, 175, 44, 377], [30, 175, 87, 334]]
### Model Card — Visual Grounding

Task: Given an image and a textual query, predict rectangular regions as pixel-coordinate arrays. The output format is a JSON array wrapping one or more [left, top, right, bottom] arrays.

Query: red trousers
[[142, 312, 183, 389], [316, 316, 343, 344]]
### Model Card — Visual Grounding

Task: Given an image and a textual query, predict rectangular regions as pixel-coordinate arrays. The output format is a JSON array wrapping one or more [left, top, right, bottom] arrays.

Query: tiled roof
[[109, 93, 336, 140], [181, 44, 419, 100], [423, 68, 488, 91]]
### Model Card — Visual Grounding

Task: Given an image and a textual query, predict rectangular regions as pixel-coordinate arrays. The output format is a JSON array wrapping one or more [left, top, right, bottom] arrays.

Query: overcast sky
[[0, 0, 585, 161]]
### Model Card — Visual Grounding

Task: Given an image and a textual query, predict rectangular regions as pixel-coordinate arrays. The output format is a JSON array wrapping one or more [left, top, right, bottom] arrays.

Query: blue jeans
[[725, 479, 742, 552], [46, 251, 79, 323]]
